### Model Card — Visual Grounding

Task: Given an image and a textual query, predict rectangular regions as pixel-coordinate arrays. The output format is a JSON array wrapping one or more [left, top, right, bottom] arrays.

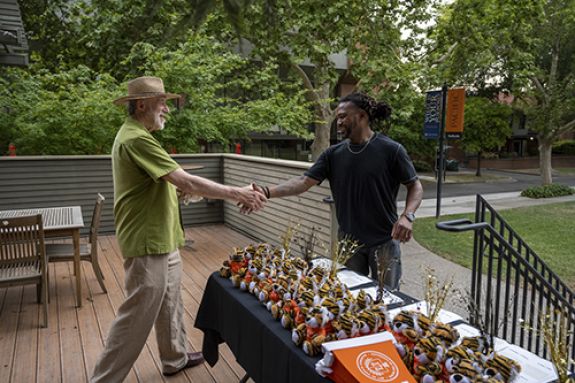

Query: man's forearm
[[269, 175, 317, 198], [164, 169, 239, 201], [403, 179, 423, 214]]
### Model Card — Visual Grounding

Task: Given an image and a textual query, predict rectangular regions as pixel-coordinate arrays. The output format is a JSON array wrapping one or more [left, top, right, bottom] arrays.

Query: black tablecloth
[[195, 272, 331, 383]]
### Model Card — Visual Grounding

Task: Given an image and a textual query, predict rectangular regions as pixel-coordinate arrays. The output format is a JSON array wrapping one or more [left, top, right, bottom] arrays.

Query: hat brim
[[113, 92, 181, 106]]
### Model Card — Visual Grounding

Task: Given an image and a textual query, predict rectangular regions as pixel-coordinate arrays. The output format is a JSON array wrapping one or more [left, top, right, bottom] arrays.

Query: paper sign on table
[[336, 269, 374, 288], [321, 332, 416, 383]]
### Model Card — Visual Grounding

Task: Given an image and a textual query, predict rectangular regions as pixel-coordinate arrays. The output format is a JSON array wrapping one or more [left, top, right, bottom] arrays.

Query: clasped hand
[[237, 183, 267, 214]]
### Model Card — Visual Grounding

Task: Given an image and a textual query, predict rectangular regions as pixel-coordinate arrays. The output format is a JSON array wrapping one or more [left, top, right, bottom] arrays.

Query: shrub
[[552, 140, 575, 155], [521, 184, 574, 199]]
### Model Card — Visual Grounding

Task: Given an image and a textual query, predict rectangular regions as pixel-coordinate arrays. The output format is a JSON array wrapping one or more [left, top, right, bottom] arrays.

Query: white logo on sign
[[356, 350, 399, 382]]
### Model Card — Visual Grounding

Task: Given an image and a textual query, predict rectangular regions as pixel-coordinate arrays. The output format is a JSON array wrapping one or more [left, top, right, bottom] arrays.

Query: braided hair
[[339, 92, 392, 123]]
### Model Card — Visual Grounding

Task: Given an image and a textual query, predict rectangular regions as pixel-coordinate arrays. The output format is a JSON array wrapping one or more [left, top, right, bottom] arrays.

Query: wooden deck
[[0, 224, 257, 383]]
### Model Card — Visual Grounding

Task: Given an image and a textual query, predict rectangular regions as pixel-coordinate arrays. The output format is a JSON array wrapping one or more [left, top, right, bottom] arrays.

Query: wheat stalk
[[522, 307, 574, 383], [331, 235, 361, 279], [423, 266, 455, 323]]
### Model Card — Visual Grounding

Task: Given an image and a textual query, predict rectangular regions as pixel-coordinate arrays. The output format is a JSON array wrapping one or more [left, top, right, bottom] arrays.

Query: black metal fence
[[437, 194, 574, 373]]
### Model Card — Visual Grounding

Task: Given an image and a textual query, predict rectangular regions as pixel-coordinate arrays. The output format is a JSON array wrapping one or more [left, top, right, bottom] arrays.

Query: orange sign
[[446, 88, 466, 139], [328, 338, 416, 383]]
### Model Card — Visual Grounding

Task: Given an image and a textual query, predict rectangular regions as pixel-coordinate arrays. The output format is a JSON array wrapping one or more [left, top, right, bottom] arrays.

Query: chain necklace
[[347, 132, 376, 155]]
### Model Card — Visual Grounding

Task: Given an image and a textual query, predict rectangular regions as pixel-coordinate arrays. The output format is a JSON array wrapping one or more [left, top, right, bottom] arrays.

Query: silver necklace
[[347, 132, 375, 155]]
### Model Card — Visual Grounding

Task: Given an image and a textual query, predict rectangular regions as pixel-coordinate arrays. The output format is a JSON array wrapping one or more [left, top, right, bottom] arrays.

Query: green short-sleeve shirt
[[112, 117, 184, 257]]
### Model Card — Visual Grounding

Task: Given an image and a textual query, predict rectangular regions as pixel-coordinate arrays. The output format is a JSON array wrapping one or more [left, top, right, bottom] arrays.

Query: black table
[[195, 272, 331, 383], [195, 272, 417, 383]]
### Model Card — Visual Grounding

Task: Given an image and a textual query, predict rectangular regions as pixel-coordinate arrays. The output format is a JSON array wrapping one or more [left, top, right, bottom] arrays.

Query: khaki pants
[[91, 250, 188, 383]]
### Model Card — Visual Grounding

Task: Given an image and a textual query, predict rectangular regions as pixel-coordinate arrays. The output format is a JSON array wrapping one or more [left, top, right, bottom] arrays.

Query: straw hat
[[113, 76, 180, 105]]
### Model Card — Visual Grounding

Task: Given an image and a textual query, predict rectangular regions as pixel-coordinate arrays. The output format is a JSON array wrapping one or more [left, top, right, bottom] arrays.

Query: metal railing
[[437, 195, 574, 372]]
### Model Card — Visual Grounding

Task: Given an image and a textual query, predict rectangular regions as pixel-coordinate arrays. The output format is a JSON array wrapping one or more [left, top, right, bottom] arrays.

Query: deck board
[[0, 224, 258, 383]]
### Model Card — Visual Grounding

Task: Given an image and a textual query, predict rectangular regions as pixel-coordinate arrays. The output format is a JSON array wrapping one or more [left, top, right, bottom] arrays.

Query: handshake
[[177, 183, 270, 214], [236, 183, 269, 214]]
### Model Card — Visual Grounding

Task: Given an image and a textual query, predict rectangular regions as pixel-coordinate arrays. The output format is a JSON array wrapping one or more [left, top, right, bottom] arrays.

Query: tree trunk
[[539, 138, 553, 185], [288, 63, 333, 161], [309, 82, 333, 160], [475, 151, 482, 177]]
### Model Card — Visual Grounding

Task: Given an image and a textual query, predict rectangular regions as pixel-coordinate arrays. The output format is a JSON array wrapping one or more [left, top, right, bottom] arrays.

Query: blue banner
[[423, 90, 443, 139]]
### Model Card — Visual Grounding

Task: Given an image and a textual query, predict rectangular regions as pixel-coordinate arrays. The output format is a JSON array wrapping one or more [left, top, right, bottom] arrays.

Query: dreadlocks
[[339, 92, 392, 123]]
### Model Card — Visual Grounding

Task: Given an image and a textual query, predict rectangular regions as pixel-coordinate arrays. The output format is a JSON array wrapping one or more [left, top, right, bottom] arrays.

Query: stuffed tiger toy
[[482, 352, 522, 383], [332, 311, 359, 340], [430, 321, 460, 348], [391, 310, 420, 348], [357, 309, 380, 335]]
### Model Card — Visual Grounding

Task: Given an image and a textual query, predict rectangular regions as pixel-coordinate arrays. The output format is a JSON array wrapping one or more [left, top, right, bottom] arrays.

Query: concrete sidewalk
[[397, 192, 575, 317]]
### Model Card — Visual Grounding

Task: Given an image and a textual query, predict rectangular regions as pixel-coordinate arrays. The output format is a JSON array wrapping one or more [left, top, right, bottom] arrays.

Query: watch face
[[405, 213, 415, 222]]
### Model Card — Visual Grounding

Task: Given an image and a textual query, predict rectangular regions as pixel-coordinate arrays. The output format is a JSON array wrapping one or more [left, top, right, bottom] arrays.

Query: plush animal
[[292, 323, 307, 347], [395, 342, 414, 374], [292, 257, 309, 278], [482, 353, 522, 383], [460, 335, 489, 354], [320, 296, 341, 321], [230, 267, 247, 288], [371, 302, 392, 332], [304, 307, 331, 338], [332, 312, 360, 340], [356, 309, 381, 335], [430, 321, 460, 348], [444, 344, 479, 376], [448, 358, 484, 383], [229, 249, 248, 274], [412, 336, 446, 382], [391, 310, 421, 349], [414, 362, 443, 383], [355, 289, 372, 310], [219, 265, 231, 278], [301, 306, 332, 356], [412, 311, 432, 338], [280, 299, 301, 329]]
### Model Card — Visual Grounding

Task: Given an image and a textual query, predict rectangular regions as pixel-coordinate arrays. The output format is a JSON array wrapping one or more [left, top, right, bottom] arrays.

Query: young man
[[91, 76, 266, 382], [255, 92, 422, 290]]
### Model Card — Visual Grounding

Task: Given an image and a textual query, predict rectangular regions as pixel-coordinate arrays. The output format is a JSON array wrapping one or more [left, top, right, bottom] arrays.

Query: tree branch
[[559, 118, 575, 134], [290, 61, 321, 104], [530, 76, 549, 105], [428, 42, 458, 66]]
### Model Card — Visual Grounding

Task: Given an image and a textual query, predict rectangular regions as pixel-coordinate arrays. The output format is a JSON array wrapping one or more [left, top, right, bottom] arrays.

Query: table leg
[[73, 229, 82, 307]]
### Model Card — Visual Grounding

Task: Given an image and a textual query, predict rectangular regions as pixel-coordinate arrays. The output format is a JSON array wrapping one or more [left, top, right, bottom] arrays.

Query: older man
[[91, 76, 266, 382]]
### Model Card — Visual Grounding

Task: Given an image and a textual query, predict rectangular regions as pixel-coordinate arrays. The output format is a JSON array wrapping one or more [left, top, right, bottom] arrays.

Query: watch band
[[402, 212, 415, 222]]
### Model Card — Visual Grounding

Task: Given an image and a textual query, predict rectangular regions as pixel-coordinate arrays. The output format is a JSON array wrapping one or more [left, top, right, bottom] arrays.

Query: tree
[[123, 34, 313, 153], [214, 0, 436, 159], [0, 66, 123, 155], [462, 97, 512, 176], [0, 33, 313, 155], [427, 0, 575, 184]]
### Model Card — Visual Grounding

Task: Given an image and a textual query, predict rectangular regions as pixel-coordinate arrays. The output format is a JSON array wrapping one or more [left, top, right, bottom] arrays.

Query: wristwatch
[[402, 212, 416, 223]]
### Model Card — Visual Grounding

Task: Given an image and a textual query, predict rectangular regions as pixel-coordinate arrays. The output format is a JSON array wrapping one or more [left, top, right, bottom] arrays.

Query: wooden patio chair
[[0, 214, 49, 327], [46, 193, 107, 293]]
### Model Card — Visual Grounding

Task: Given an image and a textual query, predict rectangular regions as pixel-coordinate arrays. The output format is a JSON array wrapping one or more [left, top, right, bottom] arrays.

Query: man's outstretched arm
[[163, 168, 266, 213], [255, 175, 319, 199]]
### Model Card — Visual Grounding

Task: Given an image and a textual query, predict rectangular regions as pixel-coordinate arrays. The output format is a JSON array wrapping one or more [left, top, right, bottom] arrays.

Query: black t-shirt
[[304, 133, 418, 247]]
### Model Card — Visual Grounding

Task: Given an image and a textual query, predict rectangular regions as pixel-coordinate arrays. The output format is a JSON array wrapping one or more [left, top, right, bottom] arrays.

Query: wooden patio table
[[0, 206, 85, 307]]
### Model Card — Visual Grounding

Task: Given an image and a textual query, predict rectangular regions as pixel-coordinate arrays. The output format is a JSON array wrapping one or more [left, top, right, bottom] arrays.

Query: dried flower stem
[[423, 266, 454, 323], [331, 235, 361, 278]]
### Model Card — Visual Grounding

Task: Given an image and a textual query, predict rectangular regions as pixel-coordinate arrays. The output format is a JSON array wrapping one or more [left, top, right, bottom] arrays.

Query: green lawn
[[413, 201, 575, 289], [556, 167, 575, 176]]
